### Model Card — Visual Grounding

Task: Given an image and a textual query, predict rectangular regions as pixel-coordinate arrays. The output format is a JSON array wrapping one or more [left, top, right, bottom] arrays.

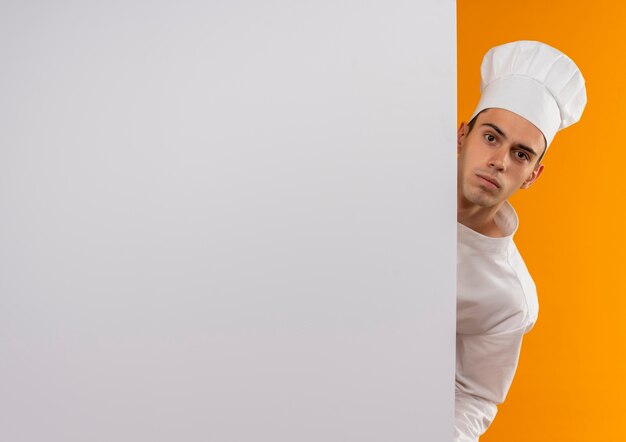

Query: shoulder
[[457, 237, 539, 335]]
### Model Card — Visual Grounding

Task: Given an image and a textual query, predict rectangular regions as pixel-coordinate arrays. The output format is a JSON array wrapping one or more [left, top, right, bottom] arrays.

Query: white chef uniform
[[454, 201, 538, 441]]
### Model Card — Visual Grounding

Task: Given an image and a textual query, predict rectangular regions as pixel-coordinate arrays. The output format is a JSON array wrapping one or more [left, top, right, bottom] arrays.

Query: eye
[[484, 133, 496, 143], [514, 150, 530, 161]]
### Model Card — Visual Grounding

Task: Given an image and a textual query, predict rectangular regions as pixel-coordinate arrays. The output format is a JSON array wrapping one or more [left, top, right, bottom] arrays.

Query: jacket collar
[[457, 200, 519, 253]]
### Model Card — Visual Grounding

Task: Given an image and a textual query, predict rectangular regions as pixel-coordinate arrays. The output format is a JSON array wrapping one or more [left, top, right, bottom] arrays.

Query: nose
[[488, 148, 507, 171]]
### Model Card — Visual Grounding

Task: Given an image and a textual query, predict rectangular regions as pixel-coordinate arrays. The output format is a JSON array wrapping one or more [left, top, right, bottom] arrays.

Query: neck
[[457, 198, 506, 238]]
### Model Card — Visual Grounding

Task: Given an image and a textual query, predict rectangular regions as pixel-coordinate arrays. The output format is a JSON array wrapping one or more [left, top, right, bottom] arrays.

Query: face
[[457, 108, 546, 209]]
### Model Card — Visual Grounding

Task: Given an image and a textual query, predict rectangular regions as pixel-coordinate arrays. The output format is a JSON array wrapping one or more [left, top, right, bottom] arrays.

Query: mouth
[[476, 174, 500, 189]]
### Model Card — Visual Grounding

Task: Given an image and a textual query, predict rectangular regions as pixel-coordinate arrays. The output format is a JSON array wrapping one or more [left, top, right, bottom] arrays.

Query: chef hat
[[470, 40, 587, 148]]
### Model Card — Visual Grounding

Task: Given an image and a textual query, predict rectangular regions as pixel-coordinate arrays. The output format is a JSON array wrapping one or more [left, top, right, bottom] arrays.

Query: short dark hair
[[466, 108, 488, 132], [466, 108, 547, 167]]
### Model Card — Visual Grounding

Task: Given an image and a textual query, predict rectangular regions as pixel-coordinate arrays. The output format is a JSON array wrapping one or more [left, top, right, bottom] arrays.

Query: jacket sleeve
[[454, 325, 529, 441]]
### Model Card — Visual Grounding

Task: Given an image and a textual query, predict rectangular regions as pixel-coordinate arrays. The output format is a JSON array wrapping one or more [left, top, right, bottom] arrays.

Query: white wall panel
[[0, 1, 457, 440]]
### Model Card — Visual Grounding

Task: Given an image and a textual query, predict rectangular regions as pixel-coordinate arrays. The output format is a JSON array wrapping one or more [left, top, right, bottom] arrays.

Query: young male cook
[[455, 40, 587, 441]]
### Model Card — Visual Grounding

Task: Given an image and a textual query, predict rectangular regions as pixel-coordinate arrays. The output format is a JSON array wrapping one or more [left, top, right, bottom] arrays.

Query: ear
[[520, 163, 545, 189], [457, 122, 469, 154]]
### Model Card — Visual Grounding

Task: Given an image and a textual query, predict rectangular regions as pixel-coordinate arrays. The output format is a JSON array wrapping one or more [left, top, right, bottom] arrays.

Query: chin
[[470, 197, 497, 208], [463, 189, 502, 208]]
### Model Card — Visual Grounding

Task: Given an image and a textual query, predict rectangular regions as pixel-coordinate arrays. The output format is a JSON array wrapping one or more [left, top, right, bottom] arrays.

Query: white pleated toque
[[471, 40, 587, 148]]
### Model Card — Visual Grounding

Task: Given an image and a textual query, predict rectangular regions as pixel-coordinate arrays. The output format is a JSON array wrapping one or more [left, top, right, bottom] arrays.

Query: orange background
[[457, 1, 626, 440]]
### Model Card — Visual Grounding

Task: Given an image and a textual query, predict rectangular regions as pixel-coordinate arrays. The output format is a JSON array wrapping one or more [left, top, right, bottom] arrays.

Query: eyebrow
[[480, 123, 539, 157]]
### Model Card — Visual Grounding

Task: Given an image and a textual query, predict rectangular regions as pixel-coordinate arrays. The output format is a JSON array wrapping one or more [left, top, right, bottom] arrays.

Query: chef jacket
[[454, 201, 539, 441]]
